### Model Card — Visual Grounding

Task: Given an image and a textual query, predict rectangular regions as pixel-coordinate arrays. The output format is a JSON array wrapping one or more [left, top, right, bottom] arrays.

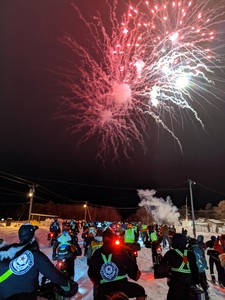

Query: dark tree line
[[16, 201, 122, 221]]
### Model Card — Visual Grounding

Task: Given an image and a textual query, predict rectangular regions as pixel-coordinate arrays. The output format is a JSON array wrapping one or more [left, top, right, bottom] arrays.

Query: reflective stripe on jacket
[[171, 249, 191, 274], [100, 253, 126, 284]]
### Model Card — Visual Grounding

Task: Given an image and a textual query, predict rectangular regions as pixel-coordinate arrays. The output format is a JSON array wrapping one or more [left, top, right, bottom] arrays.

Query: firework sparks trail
[[56, 0, 225, 162], [133, 0, 225, 126]]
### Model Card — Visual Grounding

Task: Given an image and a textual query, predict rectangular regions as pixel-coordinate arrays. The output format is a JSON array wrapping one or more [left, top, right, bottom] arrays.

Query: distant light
[[28, 192, 33, 197]]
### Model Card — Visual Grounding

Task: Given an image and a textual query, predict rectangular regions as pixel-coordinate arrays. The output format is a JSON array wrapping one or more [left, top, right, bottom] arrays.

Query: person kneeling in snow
[[0, 223, 78, 300]]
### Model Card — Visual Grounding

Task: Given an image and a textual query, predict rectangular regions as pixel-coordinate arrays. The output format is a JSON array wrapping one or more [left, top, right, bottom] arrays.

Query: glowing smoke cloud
[[57, 0, 225, 162], [138, 189, 180, 225]]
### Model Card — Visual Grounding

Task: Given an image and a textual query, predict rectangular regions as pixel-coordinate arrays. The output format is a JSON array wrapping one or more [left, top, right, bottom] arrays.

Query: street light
[[28, 184, 35, 222], [83, 202, 87, 222], [188, 179, 196, 238]]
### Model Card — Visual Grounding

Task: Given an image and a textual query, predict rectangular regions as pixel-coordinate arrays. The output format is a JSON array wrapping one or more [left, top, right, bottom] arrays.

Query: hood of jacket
[[0, 238, 39, 262], [94, 236, 103, 242]]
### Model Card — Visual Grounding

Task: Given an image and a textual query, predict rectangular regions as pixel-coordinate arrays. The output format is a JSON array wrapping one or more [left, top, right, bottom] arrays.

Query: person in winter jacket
[[146, 225, 160, 265], [205, 235, 217, 283], [123, 224, 140, 255], [140, 223, 148, 242], [87, 230, 103, 265], [0, 223, 78, 300], [213, 234, 225, 288], [124, 224, 137, 244], [160, 225, 171, 249], [49, 218, 61, 236], [154, 233, 199, 300], [88, 227, 146, 300], [188, 236, 209, 300], [69, 219, 79, 234], [82, 224, 97, 256], [52, 228, 81, 279]]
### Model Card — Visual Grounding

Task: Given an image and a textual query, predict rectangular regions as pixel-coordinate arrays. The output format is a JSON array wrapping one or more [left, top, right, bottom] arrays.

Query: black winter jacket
[[155, 248, 199, 287], [88, 244, 139, 285], [0, 239, 68, 299]]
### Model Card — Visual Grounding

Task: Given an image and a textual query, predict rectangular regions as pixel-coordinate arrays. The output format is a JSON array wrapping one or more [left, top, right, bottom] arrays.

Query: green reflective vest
[[124, 228, 135, 243], [171, 249, 191, 274], [148, 230, 158, 242]]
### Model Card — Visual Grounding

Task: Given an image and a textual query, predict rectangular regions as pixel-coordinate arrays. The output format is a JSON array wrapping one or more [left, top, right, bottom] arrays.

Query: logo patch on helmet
[[9, 250, 34, 275], [100, 261, 119, 281]]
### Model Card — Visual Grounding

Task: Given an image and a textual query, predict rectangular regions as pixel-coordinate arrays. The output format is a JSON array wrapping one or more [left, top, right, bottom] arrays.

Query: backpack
[[218, 253, 225, 269], [50, 222, 59, 231], [192, 245, 208, 273]]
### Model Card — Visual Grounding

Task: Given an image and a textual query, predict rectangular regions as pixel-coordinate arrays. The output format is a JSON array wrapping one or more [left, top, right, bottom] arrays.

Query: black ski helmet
[[18, 223, 39, 243]]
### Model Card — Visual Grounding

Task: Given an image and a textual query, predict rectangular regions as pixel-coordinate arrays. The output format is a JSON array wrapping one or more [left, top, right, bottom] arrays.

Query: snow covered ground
[[0, 221, 225, 300]]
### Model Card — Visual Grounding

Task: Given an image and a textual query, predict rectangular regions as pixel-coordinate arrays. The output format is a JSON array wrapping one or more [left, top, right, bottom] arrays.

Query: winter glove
[[59, 280, 78, 297]]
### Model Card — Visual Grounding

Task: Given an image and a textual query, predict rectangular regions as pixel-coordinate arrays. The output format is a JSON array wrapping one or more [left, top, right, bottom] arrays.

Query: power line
[[0, 171, 33, 186], [1, 170, 224, 211], [196, 181, 225, 197], [0, 186, 27, 195], [16, 175, 139, 191]]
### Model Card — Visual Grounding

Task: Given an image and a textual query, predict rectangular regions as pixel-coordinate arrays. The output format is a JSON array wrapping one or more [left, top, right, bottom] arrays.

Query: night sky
[[1, 0, 225, 218]]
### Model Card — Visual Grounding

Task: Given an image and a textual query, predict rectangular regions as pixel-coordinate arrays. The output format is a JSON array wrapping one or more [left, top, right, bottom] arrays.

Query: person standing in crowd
[[123, 223, 141, 258], [213, 234, 225, 288], [140, 223, 148, 243], [205, 235, 217, 283], [168, 225, 176, 241], [161, 225, 171, 249], [124, 223, 137, 244], [146, 225, 160, 265], [0, 223, 78, 300], [82, 223, 97, 256], [49, 218, 61, 238], [188, 236, 209, 300], [154, 233, 199, 300], [88, 228, 146, 300], [87, 229, 103, 265], [69, 219, 79, 235], [52, 228, 81, 280]]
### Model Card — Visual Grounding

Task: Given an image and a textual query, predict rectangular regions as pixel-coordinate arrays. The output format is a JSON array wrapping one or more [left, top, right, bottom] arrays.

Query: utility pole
[[28, 184, 35, 222], [188, 179, 196, 238], [84, 202, 87, 222], [185, 196, 188, 224], [87, 205, 92, 222]]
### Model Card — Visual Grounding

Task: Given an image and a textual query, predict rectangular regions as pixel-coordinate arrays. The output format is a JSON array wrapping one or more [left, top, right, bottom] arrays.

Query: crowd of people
[[0, 219, 225, 300]]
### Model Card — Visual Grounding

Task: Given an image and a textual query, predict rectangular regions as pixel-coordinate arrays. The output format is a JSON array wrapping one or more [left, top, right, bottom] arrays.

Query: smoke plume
[[137, 189, 180, 225]]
